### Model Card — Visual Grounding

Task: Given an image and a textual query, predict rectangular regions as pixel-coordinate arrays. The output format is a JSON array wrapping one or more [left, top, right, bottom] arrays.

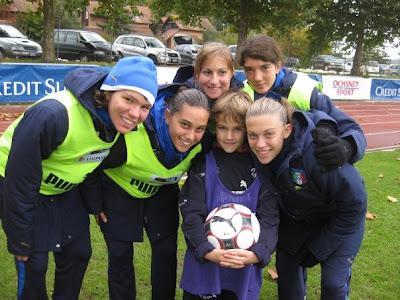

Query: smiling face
[[196, 56, 233, 100], [246, 114, 292, 164], [107, 90, 152, 134], [165, 103, 210, 153], [243, 57, 281, 95], [215, 116, 246, 153]]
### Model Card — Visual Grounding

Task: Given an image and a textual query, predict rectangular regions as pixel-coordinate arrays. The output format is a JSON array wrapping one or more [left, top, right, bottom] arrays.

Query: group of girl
[[0, 34, 366, 300]]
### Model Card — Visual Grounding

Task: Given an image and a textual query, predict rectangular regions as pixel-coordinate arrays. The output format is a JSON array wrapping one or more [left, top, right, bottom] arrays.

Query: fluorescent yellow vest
[[104, 123, 201, 198], [0, 90, 119, 195], [242, 72, 323, 111]]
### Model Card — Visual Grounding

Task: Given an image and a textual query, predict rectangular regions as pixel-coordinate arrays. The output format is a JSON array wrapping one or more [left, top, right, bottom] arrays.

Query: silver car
[[0, 24, 42, 58], [175, 44, 202, 64], [113, 34, 180, 65]]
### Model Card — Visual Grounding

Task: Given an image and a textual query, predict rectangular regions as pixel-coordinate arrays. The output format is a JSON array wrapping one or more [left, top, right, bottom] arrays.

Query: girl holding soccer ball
[[179, 92, 279, 300]]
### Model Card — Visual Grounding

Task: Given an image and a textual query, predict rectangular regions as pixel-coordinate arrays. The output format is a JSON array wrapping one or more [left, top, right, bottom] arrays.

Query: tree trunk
[[351, 33, 364, 76], [236, 0, 249, 66], [42, 0, 55, 62]]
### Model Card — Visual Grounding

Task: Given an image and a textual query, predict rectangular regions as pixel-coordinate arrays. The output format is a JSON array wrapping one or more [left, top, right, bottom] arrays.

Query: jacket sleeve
[[309, 89, 366, 163], [307, 163, 367, 261], [179, 156, 215, 261], [249, 176, 280, 267], [2, 100, 68, 256]]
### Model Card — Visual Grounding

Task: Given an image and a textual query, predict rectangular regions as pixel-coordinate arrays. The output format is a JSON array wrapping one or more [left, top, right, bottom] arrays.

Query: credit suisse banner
[[0, 63, 178, 103], [370, 78, 400, 100], [1, 63, 400, 102]]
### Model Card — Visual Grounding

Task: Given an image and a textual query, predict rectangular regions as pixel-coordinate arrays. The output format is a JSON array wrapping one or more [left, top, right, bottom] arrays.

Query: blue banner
[[0, 63, 104, 102], [370, 79, 400, 100]]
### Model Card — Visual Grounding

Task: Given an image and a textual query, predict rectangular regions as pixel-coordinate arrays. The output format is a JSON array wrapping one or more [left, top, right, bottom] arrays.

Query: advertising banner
[[370, 79, 400, 100], [0, 63, 102, 102], [1, 63, 400, 102], [322, 75, 371, 100]]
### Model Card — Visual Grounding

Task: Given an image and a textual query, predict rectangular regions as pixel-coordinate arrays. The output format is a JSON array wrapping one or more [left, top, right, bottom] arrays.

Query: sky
[[383, 38, 400, 61]]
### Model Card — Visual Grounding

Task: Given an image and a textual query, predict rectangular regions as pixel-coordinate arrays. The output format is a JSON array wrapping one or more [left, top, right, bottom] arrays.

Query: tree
[[150, 0, 309, 53], [94, 0, 141, 39], [307, 0, 400, 75], [42, 0, 55, 61]]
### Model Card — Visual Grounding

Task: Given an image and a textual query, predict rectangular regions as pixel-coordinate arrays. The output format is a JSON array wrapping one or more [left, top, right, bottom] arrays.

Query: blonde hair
[[212, 91, 252, 126], [194, 42, 234, 78], [246, 97, 294, 125]]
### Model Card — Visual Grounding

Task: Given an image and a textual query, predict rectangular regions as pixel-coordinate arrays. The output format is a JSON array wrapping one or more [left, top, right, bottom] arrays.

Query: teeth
[[121, 115, 134, 125], [181, 139, 191, 146]]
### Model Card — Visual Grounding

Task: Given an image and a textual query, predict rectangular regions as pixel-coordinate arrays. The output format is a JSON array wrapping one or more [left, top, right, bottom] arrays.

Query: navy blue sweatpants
[[15, 230, 91, 300], [276, 222, 364, 300], [105, 231, 178, 300]]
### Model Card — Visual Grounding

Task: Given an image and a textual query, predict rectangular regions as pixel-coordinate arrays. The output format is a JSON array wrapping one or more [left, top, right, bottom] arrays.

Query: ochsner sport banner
[[322, 75, 371, 100]]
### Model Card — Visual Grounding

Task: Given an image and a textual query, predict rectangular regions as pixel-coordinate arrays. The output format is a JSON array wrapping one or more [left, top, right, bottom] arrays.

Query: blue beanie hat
[[100, 56, 158, 105]]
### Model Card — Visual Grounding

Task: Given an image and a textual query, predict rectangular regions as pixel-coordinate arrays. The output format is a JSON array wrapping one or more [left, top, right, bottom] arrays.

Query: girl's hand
[[205, 249, 245, 269], [223, 249, 259, 266], [95, 211, 108, 225], [15, 255, 29, 261]]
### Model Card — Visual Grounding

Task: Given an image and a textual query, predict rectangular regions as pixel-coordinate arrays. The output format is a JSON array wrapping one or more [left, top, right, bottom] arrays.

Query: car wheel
[[80, 54, 89, 62], [148, 55, 159, 65]]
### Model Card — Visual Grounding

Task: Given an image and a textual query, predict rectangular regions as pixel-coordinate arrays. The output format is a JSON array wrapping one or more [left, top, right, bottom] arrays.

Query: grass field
[[1, 149, 399, 299]]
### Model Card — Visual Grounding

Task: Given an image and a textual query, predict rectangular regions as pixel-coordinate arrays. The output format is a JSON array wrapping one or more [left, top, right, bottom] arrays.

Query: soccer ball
[[204, 203, 260, 250]]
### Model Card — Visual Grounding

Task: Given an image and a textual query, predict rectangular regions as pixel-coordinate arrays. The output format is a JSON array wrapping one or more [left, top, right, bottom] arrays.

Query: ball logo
[[204, 203, 260, 250]]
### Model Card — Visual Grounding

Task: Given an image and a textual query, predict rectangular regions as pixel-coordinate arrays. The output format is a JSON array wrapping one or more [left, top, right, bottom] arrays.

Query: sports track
[[0, 100, 399, 151]]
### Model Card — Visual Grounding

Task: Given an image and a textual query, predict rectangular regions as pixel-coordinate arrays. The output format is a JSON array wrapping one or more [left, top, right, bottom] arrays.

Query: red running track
[[1, 101, 400, 151], [335, 101, 400, 151]]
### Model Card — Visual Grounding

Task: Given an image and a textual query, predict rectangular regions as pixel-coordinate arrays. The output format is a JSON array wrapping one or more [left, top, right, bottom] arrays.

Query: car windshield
[[81, 32, 108, 43], [144, 38, 165, 48], [0, 25, 25, 38]]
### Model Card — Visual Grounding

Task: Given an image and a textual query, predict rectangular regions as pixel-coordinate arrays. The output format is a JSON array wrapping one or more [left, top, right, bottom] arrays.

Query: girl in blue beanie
[[0, 56, 158, 299]]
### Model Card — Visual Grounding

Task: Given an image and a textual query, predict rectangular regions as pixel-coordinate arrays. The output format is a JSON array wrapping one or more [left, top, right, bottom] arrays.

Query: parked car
[[379, 63, 390, 74], [385, 65, 400, 76], [0, 24, 42, 58], [174, 44, 202, 64], [228, 44, 237, 60], [112, 34, 180, 65], [364, 61, 380, 74], [311, 54, 345, 72], [285, 56, 300, 68], [54, 29, 114, 61]]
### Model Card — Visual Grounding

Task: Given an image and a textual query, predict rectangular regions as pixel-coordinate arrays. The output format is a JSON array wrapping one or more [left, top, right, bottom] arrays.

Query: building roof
[[88, 1, 151, 25], [3, 0, 38, 13]]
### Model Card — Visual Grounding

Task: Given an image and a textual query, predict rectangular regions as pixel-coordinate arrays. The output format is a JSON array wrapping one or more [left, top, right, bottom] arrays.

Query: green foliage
[[15, 10, 43, 42], [63, 0, 89, 16], [95, 0, 141, 39], [0, 150, 399, 298], [150, 0, 309, 46], [0, 0, 12, 5]]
